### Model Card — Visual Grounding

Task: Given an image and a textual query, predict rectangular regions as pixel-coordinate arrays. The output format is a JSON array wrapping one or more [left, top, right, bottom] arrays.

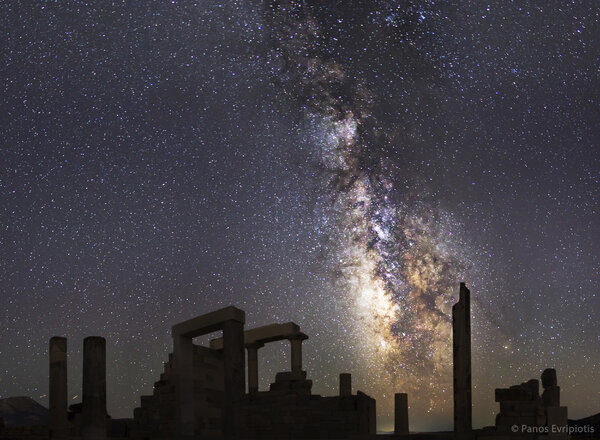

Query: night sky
[[1, 0, 598, 432]]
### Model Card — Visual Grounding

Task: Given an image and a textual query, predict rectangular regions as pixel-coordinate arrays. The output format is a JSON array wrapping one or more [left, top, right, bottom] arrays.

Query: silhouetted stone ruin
[[49, 337, 68, 439], [131, 307, 376, 439], [82, 337, 108, 440], [47, 336, 109, 439], [453, 282, 472, 434], [493, 368, 568, 438], [0, 283, 573, 440], [394, 393, 409, 435], [339, 373, 352, 397]]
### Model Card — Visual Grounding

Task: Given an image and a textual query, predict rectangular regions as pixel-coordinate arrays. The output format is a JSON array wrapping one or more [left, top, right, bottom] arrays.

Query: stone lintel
[[209, 322, 306, 350], [172, 306, 245, 338]]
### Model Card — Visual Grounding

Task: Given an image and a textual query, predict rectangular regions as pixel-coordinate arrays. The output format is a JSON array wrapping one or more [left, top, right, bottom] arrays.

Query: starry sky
[[1, 0, 598, 432]]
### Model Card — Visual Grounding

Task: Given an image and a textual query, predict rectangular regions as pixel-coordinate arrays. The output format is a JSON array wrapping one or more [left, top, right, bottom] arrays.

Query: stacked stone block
[[268, 371, 313, 396], [133, 346, 225, 438], [236, 390, 376, 439], [132, 309, 376, 439], [495, 379, 546, 431], [494, 369, 568, 438]]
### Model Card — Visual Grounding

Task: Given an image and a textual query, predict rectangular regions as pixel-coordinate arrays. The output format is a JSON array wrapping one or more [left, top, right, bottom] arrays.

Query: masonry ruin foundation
[[492, 368, 568, 438], [131, 309, 376, 439], [23, 283, 572, 440]]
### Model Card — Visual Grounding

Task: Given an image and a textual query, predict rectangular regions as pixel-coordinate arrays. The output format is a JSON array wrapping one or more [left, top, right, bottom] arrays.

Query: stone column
[[173, 333, 195, 438], [542, 368, 560, 406], [394, 393, 409, 435], [452, 282, 472, 434], [82, 336, 106, 440], [289, 335, 307, 373], [339, 373, 352, 396], [222, 319, 245, 437], [49, 337, 68, 439], [247, 343, 263, 395]]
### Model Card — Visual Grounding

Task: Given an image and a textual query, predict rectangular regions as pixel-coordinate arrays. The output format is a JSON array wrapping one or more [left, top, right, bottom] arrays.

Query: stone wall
[[132, 309, 377, 439], [132, 345, 225, 438], [494, 369, 568, 439], [236, 391, 376, 439], [132, 344, 376, 439]]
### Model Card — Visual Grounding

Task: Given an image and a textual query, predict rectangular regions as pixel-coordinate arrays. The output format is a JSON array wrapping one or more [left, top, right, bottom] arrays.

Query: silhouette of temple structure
[[0, 283, 572, 440], [130, 307, 376, 439], [40, 306, 377, 439]]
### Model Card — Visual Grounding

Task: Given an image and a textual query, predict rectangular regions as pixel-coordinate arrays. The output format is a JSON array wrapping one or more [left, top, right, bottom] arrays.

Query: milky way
[[1, 0, 598, 432], [267, 0, 471, 414]]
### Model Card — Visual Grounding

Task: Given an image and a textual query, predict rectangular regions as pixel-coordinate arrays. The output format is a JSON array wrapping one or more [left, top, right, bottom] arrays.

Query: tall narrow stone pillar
[[339, 373, 352, 396], [394, 393, 409, 435], [289, 334, 307, 373], [247, 343, 263, 395], [453, 282, 472, 434], [49, 337, 68, 439], [222, 319, 245, 437], [82, 337, 106, 440], [173, 333, 195, 438]]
